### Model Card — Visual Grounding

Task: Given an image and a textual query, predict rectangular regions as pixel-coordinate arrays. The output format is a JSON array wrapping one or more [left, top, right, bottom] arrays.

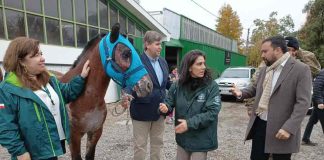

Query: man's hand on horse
[[81, 60, 90, 78]]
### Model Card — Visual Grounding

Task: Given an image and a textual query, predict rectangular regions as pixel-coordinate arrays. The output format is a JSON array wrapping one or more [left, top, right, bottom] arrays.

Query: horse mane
[[71, 33, 106, 69]]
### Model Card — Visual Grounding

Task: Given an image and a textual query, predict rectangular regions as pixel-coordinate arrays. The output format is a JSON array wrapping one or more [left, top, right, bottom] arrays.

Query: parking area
[[1, 100, 323, 160]]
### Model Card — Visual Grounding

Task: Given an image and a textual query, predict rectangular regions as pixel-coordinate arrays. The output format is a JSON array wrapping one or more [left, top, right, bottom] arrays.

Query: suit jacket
[[242, 57, 312, 153], [130, 53, 170, 121]]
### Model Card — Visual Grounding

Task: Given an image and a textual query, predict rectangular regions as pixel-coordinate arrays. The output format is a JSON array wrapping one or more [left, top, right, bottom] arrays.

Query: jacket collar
[[141, 53, 161, 86], [4, 72, 57, 109]]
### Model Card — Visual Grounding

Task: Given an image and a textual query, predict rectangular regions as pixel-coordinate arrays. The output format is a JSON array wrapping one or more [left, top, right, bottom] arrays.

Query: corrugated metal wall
[[179, 39, 246, 78]]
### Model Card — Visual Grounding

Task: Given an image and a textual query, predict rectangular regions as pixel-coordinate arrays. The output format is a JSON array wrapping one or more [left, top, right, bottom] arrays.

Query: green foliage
[[298, 0, 324, 67], [247, 12, 295, 67]]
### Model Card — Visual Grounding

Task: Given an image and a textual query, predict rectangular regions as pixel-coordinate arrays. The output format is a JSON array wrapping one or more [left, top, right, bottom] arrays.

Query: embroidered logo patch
[[0, 104, 5, 109], [197, 93, 206, 102]]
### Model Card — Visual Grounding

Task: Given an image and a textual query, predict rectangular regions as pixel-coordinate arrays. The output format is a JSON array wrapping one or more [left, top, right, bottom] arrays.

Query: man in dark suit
[[130, 31, 170, 160], [231, 36, 312, 160]]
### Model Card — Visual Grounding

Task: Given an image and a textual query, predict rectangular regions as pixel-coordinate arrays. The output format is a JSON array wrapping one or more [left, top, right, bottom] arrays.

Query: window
[[99, 1, 108, 28], [0, 8, 5, 38], [128, 19, 135, 35], [6, 9, 25, 39], [4, 0, 22, 9], [88, 0, 97, 26], [75, 0, 85, 23], [89, 27, 98, 40], [109, 5, 117, 28], [61, 0, 73, 20], [221, 69, 249, 78], [100, 29, 108, 35], [44, 0, 58, 17], [119, 12, 126, 34], [62, 21, 74, 46], [45, 18, 60, 45], [26, 0, 41, 13], [135, 26, 141, 37], [76, 25, 87, 48], [27, 14, 44, 42]]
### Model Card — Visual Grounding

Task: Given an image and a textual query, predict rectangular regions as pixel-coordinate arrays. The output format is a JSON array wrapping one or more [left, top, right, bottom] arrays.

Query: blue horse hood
[[99, 33, 147, 88]]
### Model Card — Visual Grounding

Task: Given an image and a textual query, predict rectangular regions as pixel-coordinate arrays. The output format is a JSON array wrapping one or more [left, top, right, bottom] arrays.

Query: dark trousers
[[250, 117, 292, 160], [302, 106, 324, 142]]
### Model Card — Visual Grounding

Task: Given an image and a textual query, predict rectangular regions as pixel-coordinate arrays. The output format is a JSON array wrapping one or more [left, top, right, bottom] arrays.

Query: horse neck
[[61, 43, 110, 99]]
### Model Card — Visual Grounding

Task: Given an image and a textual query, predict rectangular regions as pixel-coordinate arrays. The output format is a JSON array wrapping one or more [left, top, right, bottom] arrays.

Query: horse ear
[[110, 23, 120, 43]]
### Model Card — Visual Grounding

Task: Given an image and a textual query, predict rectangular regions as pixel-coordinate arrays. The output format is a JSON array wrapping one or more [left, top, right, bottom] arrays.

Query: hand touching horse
[[59, 23, 152, 160]]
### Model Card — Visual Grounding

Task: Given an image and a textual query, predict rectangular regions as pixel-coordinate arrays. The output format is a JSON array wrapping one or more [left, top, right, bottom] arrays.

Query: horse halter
[[99, 33, 148, 90]]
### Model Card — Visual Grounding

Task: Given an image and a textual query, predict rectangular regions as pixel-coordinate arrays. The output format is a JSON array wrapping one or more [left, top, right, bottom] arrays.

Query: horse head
[[99, 23, 153, 98]]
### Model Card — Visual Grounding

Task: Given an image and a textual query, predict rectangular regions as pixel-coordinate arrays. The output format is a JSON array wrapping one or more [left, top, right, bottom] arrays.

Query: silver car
[[215, 67, 256, 96]]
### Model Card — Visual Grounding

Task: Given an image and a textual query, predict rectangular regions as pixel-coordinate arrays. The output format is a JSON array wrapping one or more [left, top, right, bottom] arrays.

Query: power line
[[190, 0, 219, 19]]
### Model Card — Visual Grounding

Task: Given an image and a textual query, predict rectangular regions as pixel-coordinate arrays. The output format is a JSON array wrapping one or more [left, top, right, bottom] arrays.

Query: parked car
[[215, 67, 256, 97]]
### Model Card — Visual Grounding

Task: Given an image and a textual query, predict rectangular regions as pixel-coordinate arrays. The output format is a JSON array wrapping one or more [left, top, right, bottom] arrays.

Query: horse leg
[[70, 129, 83, 160], [85, 127, 103, 160]]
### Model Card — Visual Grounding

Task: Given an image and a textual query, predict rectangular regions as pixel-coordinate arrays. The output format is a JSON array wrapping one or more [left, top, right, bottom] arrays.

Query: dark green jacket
[[0, 72, 85, 160], [165, 81, 221, 152]]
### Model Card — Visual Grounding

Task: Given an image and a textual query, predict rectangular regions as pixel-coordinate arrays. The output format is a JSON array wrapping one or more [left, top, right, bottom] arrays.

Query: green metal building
[[151, 8, 247, 77]]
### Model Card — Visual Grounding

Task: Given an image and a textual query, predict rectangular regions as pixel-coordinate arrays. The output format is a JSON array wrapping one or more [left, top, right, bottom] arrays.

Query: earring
[[21, 64, 28, 73]]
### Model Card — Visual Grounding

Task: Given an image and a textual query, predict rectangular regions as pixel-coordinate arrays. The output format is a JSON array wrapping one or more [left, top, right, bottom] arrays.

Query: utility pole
[[245, 28, 250, 55]]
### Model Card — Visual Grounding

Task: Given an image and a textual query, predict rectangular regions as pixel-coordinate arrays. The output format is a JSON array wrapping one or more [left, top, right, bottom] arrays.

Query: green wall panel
[[179, 39, 246, 78]]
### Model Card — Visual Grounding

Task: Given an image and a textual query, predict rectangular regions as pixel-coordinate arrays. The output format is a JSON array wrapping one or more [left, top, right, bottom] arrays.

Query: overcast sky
[[139, 0, 310, 39]]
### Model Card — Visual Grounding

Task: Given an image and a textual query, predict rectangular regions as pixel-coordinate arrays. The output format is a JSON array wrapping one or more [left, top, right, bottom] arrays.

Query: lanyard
[[42, 86, 55, 105]]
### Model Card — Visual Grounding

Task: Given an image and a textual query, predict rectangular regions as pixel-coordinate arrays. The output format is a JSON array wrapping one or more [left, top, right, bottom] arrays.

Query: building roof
[[117, 0, 171, 41]]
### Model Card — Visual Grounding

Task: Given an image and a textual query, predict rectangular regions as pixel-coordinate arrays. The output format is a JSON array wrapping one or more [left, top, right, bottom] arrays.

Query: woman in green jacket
[[159, 50, 221, 160], [0, 37, 90, 160]]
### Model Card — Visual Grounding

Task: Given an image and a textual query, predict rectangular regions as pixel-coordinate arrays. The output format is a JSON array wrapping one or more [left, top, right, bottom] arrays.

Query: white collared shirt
[[34, 83, 65, 140]]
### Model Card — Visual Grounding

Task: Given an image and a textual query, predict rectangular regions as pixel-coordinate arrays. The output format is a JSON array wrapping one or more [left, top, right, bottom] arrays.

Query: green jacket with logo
[[0, 72, 85, 160], [165, 81, 221, 152]]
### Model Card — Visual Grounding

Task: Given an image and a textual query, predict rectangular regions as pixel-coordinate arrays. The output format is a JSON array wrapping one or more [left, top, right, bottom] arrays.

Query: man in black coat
[[302, 69, 324, 145]]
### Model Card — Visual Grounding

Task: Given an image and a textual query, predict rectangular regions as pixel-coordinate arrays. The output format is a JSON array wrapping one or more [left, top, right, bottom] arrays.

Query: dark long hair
[[179, 50, 212, 90]]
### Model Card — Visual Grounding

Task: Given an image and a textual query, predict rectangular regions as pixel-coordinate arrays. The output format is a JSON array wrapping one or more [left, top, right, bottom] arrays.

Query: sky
[[139, 0, 310, 39]]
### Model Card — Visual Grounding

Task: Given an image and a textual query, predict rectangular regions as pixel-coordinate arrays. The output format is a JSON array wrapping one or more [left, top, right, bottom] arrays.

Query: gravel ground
[[1, 100, 324, 160]]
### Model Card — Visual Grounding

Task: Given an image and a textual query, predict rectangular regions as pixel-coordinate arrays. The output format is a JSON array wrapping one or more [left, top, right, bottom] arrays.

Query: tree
[[298, 0, 324, 67], [215, 4, 243, 53], [247, 12, 295, 67]]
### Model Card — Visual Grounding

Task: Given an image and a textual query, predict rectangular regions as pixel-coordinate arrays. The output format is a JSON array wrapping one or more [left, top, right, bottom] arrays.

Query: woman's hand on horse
[[159, 103, 168, 113], [17, 152, 31, 160], [81, 60, 90, 78]]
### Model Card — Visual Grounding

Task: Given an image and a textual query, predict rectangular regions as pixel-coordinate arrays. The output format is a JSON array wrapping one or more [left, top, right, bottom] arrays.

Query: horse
[[59, 23, 153, 160]]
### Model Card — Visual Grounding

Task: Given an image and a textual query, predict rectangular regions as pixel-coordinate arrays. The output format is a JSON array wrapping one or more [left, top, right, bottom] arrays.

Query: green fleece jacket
[[0, 72, 85, 160], [165, 81, 221, 152]]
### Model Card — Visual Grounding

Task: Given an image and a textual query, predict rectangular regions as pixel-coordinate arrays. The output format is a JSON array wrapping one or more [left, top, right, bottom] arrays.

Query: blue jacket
[[130, 53, 170, 121], [0, 72, 85, 160], [313, 69, 324, 105]]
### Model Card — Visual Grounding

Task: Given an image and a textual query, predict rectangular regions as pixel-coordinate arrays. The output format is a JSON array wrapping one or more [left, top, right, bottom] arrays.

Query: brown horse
[[59, 23, 152, 160]]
